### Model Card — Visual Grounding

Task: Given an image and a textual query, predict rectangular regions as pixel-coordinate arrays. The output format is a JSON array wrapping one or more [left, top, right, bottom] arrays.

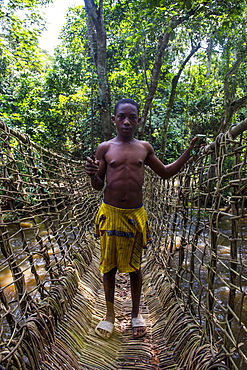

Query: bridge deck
[[39, 243, 224, 370], [46, 246, 177, 370]]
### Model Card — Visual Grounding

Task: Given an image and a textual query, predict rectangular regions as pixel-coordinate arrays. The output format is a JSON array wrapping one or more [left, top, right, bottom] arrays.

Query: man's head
[[113, 99, 140, 116], [112, 99, 140, 138]]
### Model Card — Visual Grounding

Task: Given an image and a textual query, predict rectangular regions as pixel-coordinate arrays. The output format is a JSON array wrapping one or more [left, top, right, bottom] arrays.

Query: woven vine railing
[[0, 119, 246, 370]]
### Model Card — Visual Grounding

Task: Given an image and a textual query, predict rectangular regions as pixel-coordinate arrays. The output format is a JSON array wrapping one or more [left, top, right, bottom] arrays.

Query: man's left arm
[[145, 137, 197, 180]]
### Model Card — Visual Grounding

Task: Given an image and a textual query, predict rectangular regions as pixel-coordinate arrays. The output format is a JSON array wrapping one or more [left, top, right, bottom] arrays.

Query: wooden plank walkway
[[40, 244, 178, 370]]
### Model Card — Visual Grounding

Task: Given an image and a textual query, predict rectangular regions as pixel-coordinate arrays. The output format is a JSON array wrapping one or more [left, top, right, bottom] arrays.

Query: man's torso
[[102, 139, 150, 208]]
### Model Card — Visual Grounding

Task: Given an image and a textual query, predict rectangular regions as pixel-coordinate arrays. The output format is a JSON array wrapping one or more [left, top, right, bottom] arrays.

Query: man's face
[[112, 103, 140, 138]]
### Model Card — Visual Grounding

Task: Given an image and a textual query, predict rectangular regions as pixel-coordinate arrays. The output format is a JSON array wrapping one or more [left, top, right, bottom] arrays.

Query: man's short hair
[[114, 99, 140, 115]]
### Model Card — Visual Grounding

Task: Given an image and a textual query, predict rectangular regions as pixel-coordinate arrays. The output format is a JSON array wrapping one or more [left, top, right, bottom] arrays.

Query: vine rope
[[0, 120, 246, 369]]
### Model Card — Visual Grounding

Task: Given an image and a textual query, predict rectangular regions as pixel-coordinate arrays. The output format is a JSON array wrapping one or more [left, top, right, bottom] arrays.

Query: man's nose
[[123, 117, 130, 125]]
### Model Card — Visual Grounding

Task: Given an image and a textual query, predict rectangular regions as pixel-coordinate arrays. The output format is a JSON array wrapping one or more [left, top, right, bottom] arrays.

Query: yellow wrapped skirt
[[95, 202, 152, 274]]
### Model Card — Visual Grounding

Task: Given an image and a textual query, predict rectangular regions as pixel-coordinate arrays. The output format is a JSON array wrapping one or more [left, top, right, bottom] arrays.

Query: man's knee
[[104, 266, 117, 277], [129, 269, 142, 278]]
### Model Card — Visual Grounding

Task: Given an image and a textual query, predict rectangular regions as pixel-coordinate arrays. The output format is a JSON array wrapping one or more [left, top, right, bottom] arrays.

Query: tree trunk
[[84, 0, 112, 142], [220, 54, 247, 132], [160, 43, 201, 161], [206, 36, 213, 78], [138, 10, 196, 139]]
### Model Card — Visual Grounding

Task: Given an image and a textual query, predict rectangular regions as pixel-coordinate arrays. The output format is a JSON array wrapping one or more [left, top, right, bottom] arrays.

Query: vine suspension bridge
[[0, 120, 246, 370]]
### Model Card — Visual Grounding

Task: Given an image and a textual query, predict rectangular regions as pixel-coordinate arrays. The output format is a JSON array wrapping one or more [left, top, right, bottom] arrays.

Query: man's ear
[[111, 115, 116, 123], [138, 117, 141, 124]]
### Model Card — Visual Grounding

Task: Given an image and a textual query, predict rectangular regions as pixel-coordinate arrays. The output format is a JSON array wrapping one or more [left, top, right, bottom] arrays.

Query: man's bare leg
[[97, 267, 117, 339], [129, 269, 146, 337]]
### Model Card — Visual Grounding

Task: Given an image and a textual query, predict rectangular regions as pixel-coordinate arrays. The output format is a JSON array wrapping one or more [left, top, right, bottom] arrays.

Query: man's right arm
[[85, 143, 107, 191]]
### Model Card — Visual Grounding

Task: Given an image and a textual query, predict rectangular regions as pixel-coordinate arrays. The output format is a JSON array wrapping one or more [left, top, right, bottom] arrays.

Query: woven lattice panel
[[0, 120, 246, 369]]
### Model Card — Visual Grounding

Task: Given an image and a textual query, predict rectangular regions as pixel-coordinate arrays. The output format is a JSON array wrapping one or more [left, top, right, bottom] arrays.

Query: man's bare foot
[[132, 315, 147, 338]]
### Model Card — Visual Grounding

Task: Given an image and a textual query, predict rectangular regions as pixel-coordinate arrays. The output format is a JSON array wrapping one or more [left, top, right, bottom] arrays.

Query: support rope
[[0, 120, 246, 369]]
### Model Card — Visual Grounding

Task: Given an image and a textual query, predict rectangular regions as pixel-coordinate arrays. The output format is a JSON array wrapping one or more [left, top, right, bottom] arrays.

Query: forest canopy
[[1, 0, 247, 161]]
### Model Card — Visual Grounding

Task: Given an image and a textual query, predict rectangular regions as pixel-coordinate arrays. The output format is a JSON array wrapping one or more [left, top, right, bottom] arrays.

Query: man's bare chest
[[105, 145, 147, 168]]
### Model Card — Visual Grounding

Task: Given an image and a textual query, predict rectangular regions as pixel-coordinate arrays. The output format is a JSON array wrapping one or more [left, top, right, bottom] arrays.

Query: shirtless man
[[85, 98, 196, 340]]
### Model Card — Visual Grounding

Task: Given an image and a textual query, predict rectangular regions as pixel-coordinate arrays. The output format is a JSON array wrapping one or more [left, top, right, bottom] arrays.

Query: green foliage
[[1, 0, 247, 159], [0, 0, 51, 131]]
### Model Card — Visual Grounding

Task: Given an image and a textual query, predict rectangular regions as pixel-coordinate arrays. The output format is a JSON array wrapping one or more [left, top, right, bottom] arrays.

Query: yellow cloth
[[95, 202, 152, 274]]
